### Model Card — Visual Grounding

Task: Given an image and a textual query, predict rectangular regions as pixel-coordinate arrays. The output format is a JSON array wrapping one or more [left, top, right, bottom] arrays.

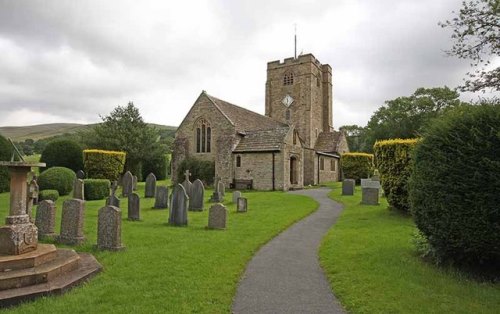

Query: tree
[[440, 0, 500, 92], [339, 125, 369, 152]]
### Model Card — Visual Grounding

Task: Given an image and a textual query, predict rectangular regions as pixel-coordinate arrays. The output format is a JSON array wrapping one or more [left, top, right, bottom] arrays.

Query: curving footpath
[[232, 188, 345, 314]]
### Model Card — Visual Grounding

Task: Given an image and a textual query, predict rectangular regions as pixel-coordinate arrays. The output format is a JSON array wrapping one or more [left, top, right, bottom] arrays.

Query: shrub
[[40, 140, 83, 173], [409, 104, 500, 266], [83, 149, 126, 181], [373, 138, 418, 213], [0, 134, 10, 193], [38, 167, 75, 196], [177, 157, 214, 185], [142, 154, 169, 181], [84, 179, 111, 200], [39, 189, 59, 201], [340, 153, 373, 183]]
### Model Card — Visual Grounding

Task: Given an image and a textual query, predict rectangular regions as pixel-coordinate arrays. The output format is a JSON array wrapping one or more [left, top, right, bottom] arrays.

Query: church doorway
[[290, 156, 298, 185]]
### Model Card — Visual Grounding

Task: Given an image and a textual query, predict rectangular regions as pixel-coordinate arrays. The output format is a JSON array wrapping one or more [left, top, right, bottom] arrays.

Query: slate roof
[[233, 127, 290, 152], [314, 131, 341, 153]]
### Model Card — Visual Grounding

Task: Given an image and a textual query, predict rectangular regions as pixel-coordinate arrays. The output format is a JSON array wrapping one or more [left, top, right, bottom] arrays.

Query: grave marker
[[35, 200, 56, 239], [169, 184, 188, 226], [144, 173, 156, 198], [58, 199, 85, 245], [189, 179, 204, 211], [97, 205, 125, 251], [208, 203, 227, 229]]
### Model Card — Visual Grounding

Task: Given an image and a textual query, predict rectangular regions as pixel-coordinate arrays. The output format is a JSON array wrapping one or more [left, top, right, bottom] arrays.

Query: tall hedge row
[[83, 149, 126, 181], [40, 140, 83, 173], [0, 135, 11, 192], [373, 139, 418, 213], [340, 153, 373, 183], [177, 157, 214, 185], [141, 154, 168, 181], [409, 104, 500, 266]]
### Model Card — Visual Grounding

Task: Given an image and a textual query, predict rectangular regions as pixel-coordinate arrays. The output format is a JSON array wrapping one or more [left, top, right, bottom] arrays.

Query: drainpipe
[[317, 154, 320, 185], [272, 152, 275, 191]]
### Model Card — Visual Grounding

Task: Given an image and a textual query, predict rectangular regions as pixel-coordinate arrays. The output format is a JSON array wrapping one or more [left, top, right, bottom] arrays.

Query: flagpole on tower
[[294, 23, 297, 59]]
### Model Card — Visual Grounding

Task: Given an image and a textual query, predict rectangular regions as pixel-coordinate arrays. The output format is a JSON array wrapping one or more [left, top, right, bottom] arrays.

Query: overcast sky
[[0, 0, 497, 128]]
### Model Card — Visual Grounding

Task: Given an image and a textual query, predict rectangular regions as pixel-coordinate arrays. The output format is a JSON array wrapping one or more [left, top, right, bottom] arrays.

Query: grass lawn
[[1, 181, 317, 313], [319, 182, 500, 314]]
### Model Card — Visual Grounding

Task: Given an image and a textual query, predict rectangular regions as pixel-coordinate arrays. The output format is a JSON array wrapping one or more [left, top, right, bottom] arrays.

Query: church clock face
[[282, 94, 294, 107]]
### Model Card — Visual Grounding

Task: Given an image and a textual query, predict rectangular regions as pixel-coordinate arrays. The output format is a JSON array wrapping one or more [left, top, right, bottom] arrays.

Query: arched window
[[283, 72, 294, 85], [195, 118, 211, 153]]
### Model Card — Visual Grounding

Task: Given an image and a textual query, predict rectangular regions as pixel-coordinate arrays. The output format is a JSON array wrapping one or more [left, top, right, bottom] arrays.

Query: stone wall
[[318, 155, 340, 183], [233, 152, 278, 190], [303, 148, 316, 185]]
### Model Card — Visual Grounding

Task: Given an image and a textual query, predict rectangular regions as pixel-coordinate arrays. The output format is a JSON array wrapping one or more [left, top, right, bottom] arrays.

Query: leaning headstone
[[182, 170, 193, 198], [361, 180, 381, 205], [342, 179, 355, 196], [58, 199, 85, 245], [76, 170, 86, 179], [236, 197, 248, 213], [189, 179, 204, 211], [169, 184, 189, 226], [218, 180, 225, 197], [210, 176, 224, 202], [132, 175, 138, 191], [35, 200, 57, 239], [208, 203, 227, 229], [97, 205, 125, 251], [122, 171, 133, 197], [128, 192, 140, 221], [154, 186, 169, 209], [106, 181, 120, 208], [232, 191, 242, 203], [144, 173, 157, 198], [73, 178, 85, 200]]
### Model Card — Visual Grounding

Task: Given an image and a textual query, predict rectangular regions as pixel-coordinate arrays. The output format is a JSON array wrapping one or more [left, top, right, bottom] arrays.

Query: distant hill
[[0, 123, 177, 141]]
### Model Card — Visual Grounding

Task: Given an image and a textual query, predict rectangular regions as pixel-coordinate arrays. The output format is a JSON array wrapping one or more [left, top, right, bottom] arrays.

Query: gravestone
[[208, 203, 227, 229], [35, 200, 57, 239], [106, 181, 120, 208], [128, 192, 140, 221], [122, 171, 133, 197], [76, 170, 85, 179], [360, 178, 371, 187], [154, 186, 169, 209], [232, 191, 241, 203], [169, 184, 189, 226], [371, 169, 380, 181], [132, 175, 138, 191], [144, 173, 156, 198], [182, 170, 193, 198], [210, 176, 224, 202], [189, 179, 204, 211], [73, 178, 84, 200], [27, 178, 39, 221], [218, 180, 225, 197], [58, 199, 85, 245], [236, 197, 248, 213], [342, 179, 355, 196], [361, 180, 381, 205], [97, 205, 125, 251]]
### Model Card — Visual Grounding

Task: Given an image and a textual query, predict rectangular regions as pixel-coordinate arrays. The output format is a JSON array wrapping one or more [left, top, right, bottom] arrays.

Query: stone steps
[[0, 244, 57, 272]]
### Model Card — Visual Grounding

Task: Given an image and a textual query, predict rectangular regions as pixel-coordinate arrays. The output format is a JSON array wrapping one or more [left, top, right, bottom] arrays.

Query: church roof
[[314, 131, 341, 153], [233, 127, 290, 152]]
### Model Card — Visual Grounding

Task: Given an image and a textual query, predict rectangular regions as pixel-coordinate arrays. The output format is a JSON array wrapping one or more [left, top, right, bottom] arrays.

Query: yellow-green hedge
[[83, 149, 126, 181], [373, 139, 418, 213], [340, 152, 374, 183]]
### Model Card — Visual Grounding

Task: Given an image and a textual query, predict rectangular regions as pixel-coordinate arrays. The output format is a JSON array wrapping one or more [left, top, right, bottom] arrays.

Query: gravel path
[[232, 188, 345, 314]]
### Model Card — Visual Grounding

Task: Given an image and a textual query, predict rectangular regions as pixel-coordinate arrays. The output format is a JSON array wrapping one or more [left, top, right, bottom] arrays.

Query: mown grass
[[1, 181, 317, 313], [319, 182, 500, 314]]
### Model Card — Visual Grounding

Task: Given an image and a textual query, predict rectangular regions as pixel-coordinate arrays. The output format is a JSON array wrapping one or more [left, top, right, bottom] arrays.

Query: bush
[[340, 153, 373, 183], [83, 149, 126, 181], [142, 154, 168, 181], [40, 140, 83, 173], [38, 167, 76, 196], [39, 189, 59, 201], [0, 134, 10, 193], [373, 139, 418, 213], [177, 157, 214, 185], [84, 179, 111, 200], [409, 104, 500, 266]]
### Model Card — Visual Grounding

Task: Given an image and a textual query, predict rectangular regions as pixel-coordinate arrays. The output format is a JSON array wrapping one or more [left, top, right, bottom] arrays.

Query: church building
[[171, 53, 349, 190]]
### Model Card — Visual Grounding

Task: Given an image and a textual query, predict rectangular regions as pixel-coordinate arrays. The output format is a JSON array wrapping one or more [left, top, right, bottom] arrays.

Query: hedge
[[177, 157, 214, 185], [409, 104, 500, 266], [83, 149, 126, 181], [0, 135, 10, 193], [40, 140, 83, 173], [142, 154, 168, 181], [84, 179, 111, 200], [38, 167, 75, 196], [340, 153, 374, 183], [373, 138, 418, 213], [39, 189, 59, 202]]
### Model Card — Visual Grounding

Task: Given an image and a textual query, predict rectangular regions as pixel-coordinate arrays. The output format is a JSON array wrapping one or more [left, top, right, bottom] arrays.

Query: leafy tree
[[339, 125, 369, 152], [439, 0, 500, 92]]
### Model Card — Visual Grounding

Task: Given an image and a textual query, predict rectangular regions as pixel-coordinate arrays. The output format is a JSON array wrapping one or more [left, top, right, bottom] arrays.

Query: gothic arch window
[[283, 72, 294, 85], [195, 118, 211, 153]]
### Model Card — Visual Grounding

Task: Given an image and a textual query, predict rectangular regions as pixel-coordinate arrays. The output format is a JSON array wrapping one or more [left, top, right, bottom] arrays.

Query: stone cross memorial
[[237, 197, 248, 213], [128, 192, 140, 221], [361, 180, 381, 205], [232, 191, 241, 203], [209, 176, 223, 202], [169, 184, 188, 226], [58, 199, 86, 245], [189, 179, 204, 211], [182, 170, 193, 198], [218, 180, 225, 197], [35, 200, 57, 240], [122, 171, 133, 197], [106, 181, 120, 208], [73, 178, 84, 200], [97, 205, 125, 251], [144, 172, 156, 198], [342, 179, 355, 196], [154, 186, 169, 209], [208, 203, 227, 229]]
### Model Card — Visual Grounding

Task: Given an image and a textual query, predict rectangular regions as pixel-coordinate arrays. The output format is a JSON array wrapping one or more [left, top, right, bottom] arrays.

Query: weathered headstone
[[218, 180, 225, 197], [154, 186, 169, 209], [26, 178, 39, 221], [128, 192, 140, 221], [208, 203, 227, 229], [360, 178, 371, 187], [361, 180, 381, 205], [97, 205, 125, 251], [182, 170, 193, 198], [73, 178, 84, 200], [371, 169, 380, 182], [232, 191, 242, 203], [76, 170, 86, 179], [236, 197, 248, 213], [122, 171, 133, 197], [35, 200, 57, 239], [169, 184, 188, 226], [106, 181, 120, 208], [189, 179, 204, 211], [342, 179, 355, 196], [210, 176, 224, 202], [58, 199, 85, 245], [30, 177, 39, 206], [144, 173, 156, 198], [132, 175, 138, 191]]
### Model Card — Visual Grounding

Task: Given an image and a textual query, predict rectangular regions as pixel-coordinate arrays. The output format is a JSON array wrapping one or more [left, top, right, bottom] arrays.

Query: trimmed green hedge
[[83, 149, 126, 181], [142, 154, 168, 181], [40, 140, 83, 173], [84, 179, 110, 200], [409, 104, 500, 266], [38, 167, 75, 196], [373, 139, 418, 213], [177, 157, 214, 185], [0, 135, 10, 193], [39, 189, 59, 201], [340, 153, 373, 183]]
